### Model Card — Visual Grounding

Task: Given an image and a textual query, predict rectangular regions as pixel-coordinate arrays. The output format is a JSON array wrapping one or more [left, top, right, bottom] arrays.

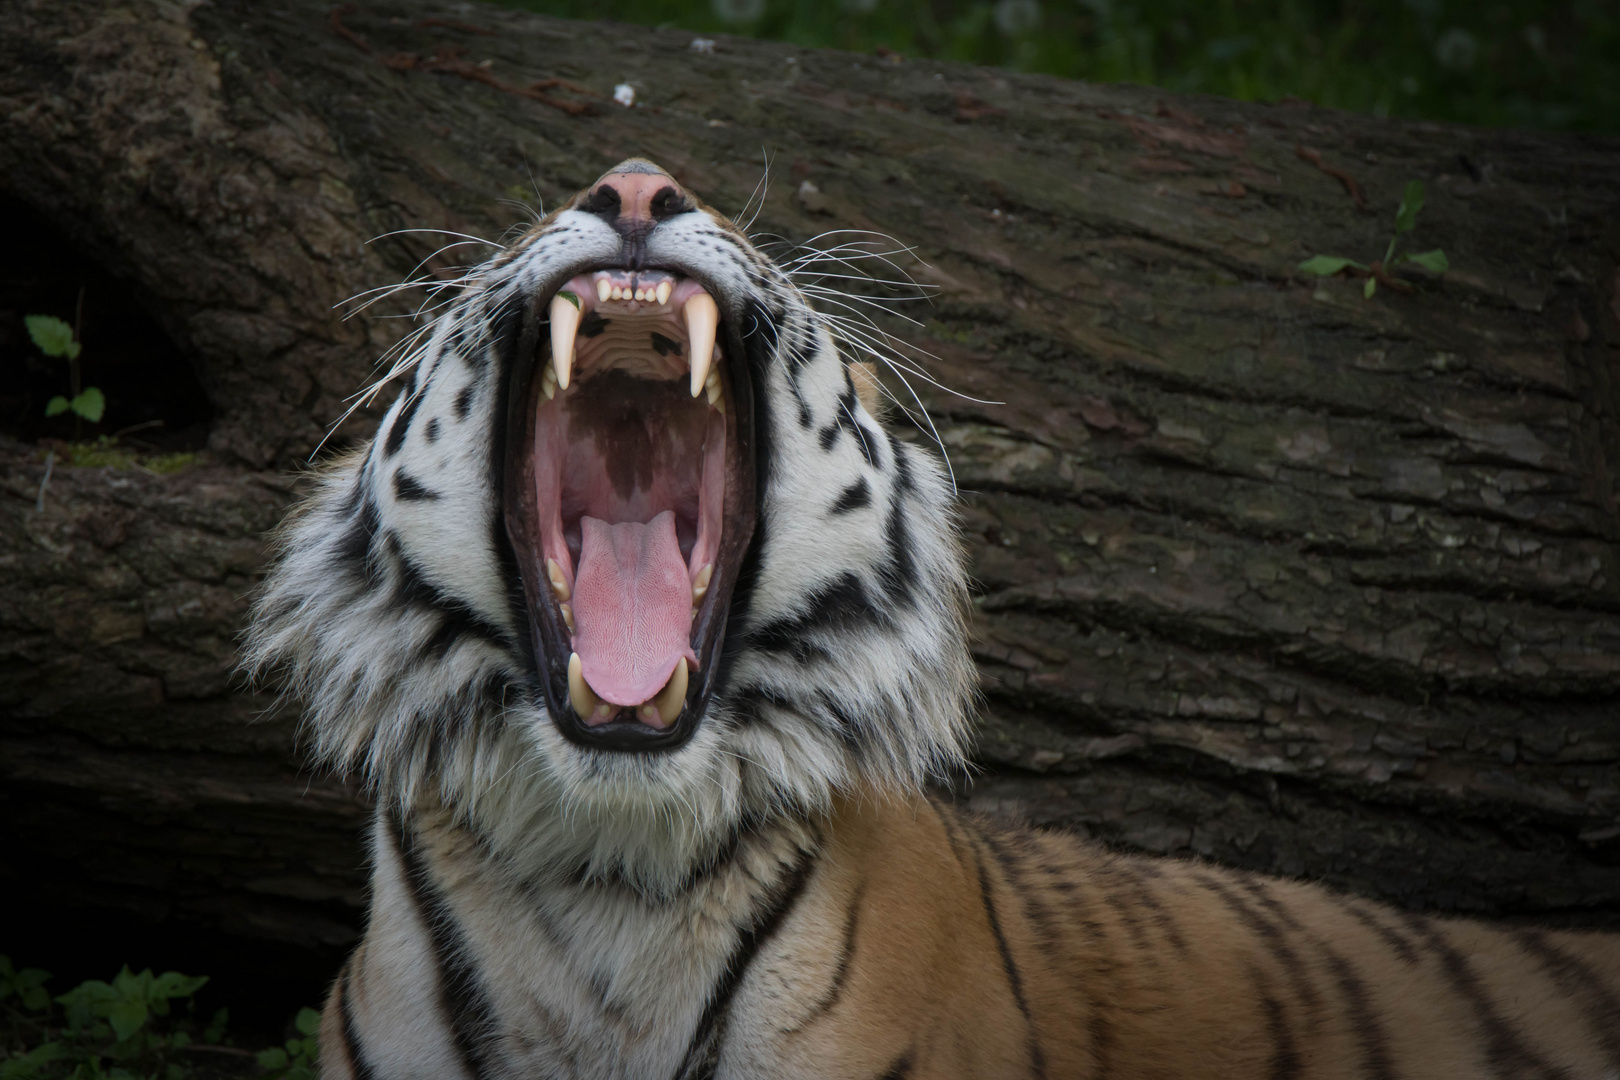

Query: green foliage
[[3, 956, 318, 1080], [25, 317, 80, 362], [254, 1010, 319, 1080], [28, 312, 103, 425], [1297, 179, 1447, 299], [494, 0, 1619, 134], [44, 389, 105, 425], [0, 958, 215, 1080]]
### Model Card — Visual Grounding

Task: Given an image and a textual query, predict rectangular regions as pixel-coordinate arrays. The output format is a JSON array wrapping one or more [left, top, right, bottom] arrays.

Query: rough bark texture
[[3, 0, 1619, 954]]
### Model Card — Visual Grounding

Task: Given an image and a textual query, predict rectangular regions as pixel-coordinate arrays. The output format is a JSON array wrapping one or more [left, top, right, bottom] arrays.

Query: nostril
[[649, 186, 692, 220], [580, 185, 622, 220]]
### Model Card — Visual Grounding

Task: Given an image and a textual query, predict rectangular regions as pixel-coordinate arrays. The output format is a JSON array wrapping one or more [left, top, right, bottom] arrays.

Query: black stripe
[[392, 814, 503, 1080], [335, 496, 380, 570], [1235, 882, 1396, 1079], [675, 845, 819, 1080], [1258, 984, 1303, 1080], [1196, 874, 1325, 1024], [831, 478, 871, 514], [424, 417, 441, 443], [385, 539, 512, 655], [1514, 930, 1620, 1068], [384, 388, 424, 457], [746, 572, 889, 655], [392, 470, 440, 501], [1342, 901, 1420, 965], [1119, 866, 1189, 957], [967, 829, 1047, 1079], [1405, 915, 1570, 1080], [976, 824, 1064, 957], [338, 962, 379, 1080], [877, 1051, 913, 1080], [780, 880, 865, 1035]]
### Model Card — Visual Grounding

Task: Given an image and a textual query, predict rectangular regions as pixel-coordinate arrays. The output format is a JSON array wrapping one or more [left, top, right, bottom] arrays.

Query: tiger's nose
[[579, 159, 694, 245]]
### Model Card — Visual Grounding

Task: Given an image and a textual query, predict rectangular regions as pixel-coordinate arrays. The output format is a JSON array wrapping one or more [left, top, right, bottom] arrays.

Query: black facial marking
[[386, 537, 511, 656], [650, 331, 682, 357], [393, 470, 440, 502], [747, 572, 890, 656], [384, 390, 424, 457], [831, 478, 871, 514], [455, 385, 476, 421], [336, 497, 381, 572], [424, 417, 441, 443]]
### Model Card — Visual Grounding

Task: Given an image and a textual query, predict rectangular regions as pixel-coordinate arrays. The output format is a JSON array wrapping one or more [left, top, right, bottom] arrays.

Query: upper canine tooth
[[549, 292, 581, 390], [655, 281, 672, 306], [653, 657, 688, 725], [685, 292, 719, 399]]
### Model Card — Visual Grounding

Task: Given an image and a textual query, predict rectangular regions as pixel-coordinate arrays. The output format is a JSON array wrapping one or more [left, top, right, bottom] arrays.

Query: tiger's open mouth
[[504, 266, 756, 752]]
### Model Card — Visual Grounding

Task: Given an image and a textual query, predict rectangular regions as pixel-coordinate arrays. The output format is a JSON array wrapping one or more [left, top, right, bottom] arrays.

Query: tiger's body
[[248, 160, 1620, 1080]]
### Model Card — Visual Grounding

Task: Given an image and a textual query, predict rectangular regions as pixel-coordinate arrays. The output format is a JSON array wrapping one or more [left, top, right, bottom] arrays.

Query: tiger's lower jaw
[[503, 265, 757, 756]]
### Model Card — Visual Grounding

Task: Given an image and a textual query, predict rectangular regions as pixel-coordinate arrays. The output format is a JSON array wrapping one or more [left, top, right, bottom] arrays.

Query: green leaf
[[1402, 249, 1450, 273], [1297, 255, 1367, 276], [557, 290, 581, 310], [70, 387, 105, 423], [203, 1006, 229, 1044], [45, 396, 71, 417], [106, 999, 147, 1041], [257, 1048, 289, 1070], [1394, 180, 1425, 234], [168, 1031, 192, 1050], [151, 972, 207, 1001], [25, 315, 77, 359], [294, 1007, 321, 1036], [1363, 277, 1378, 299]]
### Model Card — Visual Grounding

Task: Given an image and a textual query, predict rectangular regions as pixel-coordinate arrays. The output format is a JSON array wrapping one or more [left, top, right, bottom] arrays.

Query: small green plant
[[26, 313, 104, 425], [253, 1009, 319, 1080], [1298, 180, 1450, 299], [0, 957, 227, 1080]]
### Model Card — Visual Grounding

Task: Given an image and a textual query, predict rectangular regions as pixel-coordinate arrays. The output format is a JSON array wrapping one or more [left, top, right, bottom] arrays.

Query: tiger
[[245, 158, 1620, 1080]]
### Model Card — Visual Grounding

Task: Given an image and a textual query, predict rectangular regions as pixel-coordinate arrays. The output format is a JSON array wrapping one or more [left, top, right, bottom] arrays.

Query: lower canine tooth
[[691, 563, 713, 605], [653, 657, 688, 724], [567, 653, 600, 721], [560, 603, 575, 633], [546, 558, 571, 600]]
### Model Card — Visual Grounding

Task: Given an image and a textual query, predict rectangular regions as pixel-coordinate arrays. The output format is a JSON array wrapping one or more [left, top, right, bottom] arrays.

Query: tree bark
[[3, 0, 1618, 952]]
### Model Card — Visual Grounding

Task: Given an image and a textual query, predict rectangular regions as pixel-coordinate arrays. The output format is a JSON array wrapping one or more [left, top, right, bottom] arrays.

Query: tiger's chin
[[504, 265, 757, 757]]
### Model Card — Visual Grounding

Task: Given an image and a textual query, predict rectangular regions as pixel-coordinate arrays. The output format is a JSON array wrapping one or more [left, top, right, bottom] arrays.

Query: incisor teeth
[[568, 653, 603, 722], [691, 563, 713, 605], [652, 657, 688, 724], [549, 292, 581, 390], [634, 287, 646, 301], [596, 277, 612, 304], [655, 281, 672, 306], [685, 292, 719, 399], [546, 558, 571, 601]]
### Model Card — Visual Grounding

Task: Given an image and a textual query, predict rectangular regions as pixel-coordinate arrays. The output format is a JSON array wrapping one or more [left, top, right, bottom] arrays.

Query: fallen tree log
[[2, 0, 1618, 965]]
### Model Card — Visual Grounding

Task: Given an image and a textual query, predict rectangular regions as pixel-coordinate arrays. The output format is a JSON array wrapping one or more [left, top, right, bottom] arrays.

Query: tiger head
[[247, 159, 975, 889]]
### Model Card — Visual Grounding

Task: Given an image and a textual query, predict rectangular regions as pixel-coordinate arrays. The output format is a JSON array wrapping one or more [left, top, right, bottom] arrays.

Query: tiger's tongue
[[573, 512, 699, 708]]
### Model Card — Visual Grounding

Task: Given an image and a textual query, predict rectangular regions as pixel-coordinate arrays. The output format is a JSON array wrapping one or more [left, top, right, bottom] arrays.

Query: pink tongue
[[573, 512, 698, 707]]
